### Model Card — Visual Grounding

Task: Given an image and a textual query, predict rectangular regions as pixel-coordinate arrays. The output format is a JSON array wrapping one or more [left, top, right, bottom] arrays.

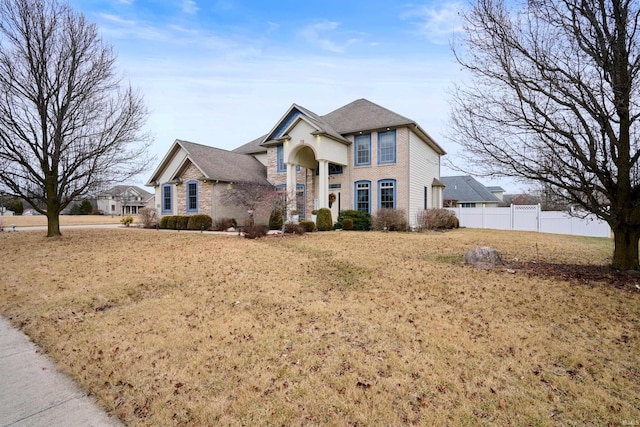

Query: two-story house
[[146, 99, 446, 228]]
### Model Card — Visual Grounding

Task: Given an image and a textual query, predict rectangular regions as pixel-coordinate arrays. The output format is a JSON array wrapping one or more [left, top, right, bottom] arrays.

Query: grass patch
[[0, 228, 638, 426]]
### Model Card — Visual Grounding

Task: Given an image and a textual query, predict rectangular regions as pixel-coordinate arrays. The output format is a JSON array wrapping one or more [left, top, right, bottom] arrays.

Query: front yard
[[0, 228, 638, 426]]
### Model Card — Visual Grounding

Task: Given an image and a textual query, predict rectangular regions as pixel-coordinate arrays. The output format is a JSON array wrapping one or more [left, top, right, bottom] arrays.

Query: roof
[[234, 98, 446, 155], [99, 185, 153, 201], [441, 176, 501, 203], [148, 140, 269, 186]]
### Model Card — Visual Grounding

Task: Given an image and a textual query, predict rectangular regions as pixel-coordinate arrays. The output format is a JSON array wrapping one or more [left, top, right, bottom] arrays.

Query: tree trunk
[[612, 223, 640, 270], [46, 210, 61, 237]]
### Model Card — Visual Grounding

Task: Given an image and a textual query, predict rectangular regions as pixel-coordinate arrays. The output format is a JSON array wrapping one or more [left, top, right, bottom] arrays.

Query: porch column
[[286, 162, 297, 217], [318, 159, 329, 209]]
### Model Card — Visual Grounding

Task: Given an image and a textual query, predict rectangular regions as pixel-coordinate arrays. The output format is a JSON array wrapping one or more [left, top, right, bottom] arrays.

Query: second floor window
[[355, 134, 371, 166], [277, 145, 285, 173], [378, 130, 396, 164]]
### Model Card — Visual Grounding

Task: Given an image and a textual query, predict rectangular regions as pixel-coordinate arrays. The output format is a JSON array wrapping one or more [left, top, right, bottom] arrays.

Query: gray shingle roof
[[441, 176, 501, 203], [177, 140, 269, 185], [234, 98, 446, 155], [322, 98, 415, 134], [233, 134, 267, 154]]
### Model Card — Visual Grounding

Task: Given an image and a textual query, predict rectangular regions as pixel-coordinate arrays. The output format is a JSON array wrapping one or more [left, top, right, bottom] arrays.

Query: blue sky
[[68, 0, 517, 191]]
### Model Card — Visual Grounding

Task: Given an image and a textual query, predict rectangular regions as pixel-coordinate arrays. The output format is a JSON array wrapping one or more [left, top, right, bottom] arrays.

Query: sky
[[68, 0, 521, 192]]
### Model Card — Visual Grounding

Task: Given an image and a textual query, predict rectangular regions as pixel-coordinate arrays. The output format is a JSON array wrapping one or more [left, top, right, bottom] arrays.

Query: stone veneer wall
[[175, 163, 213, 216]]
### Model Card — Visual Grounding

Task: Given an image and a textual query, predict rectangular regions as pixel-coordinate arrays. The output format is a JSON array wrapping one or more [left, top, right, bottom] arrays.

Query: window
[[461, 202, 476, 208], [424, 187, 428, 210], [277, 145, 285, 173], [276, 184, 306, 217], [379, 179, 396, 209], [186, 180, 198, 212], [296, 184, 305, 218], [378, 130, 396, 164], [316, 162, 343, 175], [355, 180, 371, 213], [162, 184, 172, 213], [354, 134, 371, 166]]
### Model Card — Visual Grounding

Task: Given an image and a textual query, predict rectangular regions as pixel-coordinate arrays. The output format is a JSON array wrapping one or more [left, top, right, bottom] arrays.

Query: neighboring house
[[97, 185, 154, 216], [441, 176, 502, 208], [147, 99, 446, 227]]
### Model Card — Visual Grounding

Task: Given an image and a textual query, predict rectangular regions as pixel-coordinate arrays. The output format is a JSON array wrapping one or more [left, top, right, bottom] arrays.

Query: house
[[441, 176, 502, 208], [97, 185, 154, 216], [147, 99, 446, 227]]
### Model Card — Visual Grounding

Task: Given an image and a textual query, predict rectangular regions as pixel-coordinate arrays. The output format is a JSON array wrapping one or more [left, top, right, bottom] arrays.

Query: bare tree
[[0, 0, 153, 236], [450, 0, 640, 270], [219, 182, 280, 224]]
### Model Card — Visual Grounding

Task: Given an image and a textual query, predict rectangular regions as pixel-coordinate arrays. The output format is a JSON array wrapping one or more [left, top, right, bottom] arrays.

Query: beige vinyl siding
[[408, 130, 441, 227]]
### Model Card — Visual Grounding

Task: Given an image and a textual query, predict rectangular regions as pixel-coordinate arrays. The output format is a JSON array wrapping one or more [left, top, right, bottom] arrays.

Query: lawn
[[0, 214, 123, 228], [0, 228, 638, 426]]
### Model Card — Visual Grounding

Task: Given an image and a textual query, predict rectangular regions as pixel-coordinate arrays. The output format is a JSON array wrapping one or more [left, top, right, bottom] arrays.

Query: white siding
[[408, 130, 441, 227]]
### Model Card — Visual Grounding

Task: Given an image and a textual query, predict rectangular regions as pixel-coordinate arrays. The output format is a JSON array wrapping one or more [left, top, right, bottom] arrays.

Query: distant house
[[97, 185, 154, 216], [441, 176, 502, 208], [147, 99, 446, 227]]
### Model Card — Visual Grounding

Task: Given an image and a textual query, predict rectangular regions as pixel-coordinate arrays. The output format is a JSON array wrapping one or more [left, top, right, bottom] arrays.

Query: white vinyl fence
[[445, 204, 611, 238]]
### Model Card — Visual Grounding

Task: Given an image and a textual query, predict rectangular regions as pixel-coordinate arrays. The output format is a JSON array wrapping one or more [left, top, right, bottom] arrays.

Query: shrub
[[139, 208, 157, 228], [187, 214, 213, 230], [316, 208, 333, 231], [243, 224, 269, 239], [284, 222, 305, 235], [342, 218, 354, 230], [299, 220, 316, 232], [120, 215, 134, 227], [164, 216, 177, 229], [213, 217, 237, 231], [269, 209, 284, 230], [336, 210, 371, 231], [175, 216, 189, 230], [416, 209, 460, 230], [373, 208, 409, 231], [159, 215, 169, 229]]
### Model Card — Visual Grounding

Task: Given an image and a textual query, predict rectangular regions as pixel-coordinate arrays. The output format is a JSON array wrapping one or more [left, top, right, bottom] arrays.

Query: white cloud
[[299, 21, 361, 53], [182, 0, 199, 15], [403, 3, 465, 44]]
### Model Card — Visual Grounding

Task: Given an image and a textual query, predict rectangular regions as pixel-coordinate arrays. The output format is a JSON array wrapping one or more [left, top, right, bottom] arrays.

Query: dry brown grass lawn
[[1, 214, 123, 227], [0, 228, 638, 426]]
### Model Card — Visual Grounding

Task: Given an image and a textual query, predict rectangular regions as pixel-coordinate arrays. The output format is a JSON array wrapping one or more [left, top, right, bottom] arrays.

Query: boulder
[[464, 247, 504, 269]]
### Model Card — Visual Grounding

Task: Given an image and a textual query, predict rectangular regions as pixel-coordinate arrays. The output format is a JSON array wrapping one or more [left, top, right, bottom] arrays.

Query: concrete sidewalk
[[0, 317, 122, 427]]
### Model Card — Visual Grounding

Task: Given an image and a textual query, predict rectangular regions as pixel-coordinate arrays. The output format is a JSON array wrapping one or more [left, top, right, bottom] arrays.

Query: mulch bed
[[509, 261, 640, 290]]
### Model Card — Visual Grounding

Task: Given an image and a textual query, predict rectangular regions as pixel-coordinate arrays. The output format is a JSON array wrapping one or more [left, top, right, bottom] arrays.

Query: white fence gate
[[445, 205, 611, 238]]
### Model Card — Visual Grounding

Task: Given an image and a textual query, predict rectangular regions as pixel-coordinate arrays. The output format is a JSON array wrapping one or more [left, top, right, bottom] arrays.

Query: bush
[[187, 214, 213, 230], [175, 216, 189, 230], [159, 215, 169, 229], [373, 208, 409, 231], [269, 209, 284, 230], [213, 217, 237, 231], [284, 222, 306, 235], [120, 215, 134, 227], [416, 209, 460, 230], [342, 218, 354, 230], [316, 208, 333, 231], [336, 210, 371, 231], [139, 208, 157, 228], [243, 224, 269, 239], [299, 220, 316, 232], [163, 216, 177, 229]]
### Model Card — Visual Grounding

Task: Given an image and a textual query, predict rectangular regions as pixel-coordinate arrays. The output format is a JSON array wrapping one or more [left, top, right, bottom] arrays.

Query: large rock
[[464, 247, 504, 269]]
